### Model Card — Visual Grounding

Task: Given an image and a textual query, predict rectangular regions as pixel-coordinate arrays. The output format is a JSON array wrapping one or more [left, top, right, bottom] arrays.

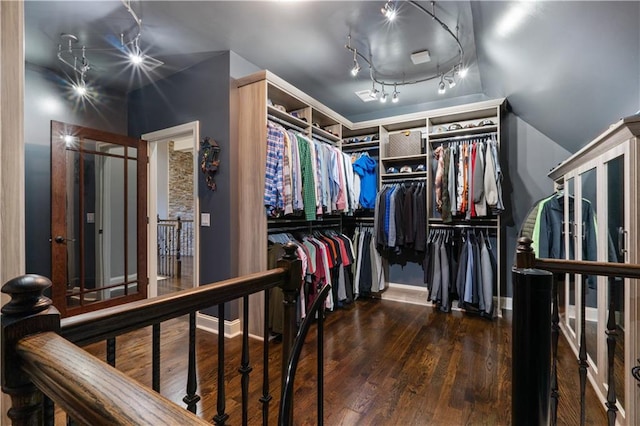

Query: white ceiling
[[24, 1, 640, 152]]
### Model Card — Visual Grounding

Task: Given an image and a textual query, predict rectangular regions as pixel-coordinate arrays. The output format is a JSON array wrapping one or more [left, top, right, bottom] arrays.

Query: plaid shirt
[[264, 122, 284, 216], [296, 135, 317, 220]]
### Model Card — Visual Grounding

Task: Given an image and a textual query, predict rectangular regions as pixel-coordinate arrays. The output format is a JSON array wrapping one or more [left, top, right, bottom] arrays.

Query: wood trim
[[18, 332, 210, 426], [1, 1, 25, 422], [50, 121, 69, 316]]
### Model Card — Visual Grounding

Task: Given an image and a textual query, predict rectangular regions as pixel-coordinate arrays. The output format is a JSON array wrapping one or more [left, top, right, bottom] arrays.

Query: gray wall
[[24, 63, 128, 277], [127, 52, 238, 320], [502, 111, 572, 297]]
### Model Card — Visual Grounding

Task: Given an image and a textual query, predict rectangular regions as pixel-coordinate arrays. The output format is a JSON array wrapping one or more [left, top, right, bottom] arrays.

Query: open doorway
[[144, 122, 199, 297]]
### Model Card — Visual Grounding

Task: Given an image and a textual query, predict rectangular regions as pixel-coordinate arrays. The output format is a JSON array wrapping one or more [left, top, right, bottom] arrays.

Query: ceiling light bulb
[[438, 80, 446, 95], [351, 61, 361, 77], [447, 77, 456, 89], [382, 1, 396, 21], [129, 53, 143, 65], [380, 92, 388, 103], [459, 67, 468, 78], [74, 83, 87, 97], [63, 135, 75, 146], [370, 87, 380, 99], [392, 91, 399, 103]]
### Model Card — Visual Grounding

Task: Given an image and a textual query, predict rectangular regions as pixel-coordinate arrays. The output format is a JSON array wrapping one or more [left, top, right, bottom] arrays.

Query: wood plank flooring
[[62, 298, 606, 425]]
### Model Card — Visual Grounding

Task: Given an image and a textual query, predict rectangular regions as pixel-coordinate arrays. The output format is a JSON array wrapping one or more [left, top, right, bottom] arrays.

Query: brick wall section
[[168, 141, 194, 220]]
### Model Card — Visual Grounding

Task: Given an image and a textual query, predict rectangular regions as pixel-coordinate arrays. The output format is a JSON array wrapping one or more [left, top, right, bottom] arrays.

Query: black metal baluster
[[107, 337, 116, 367], [605, 283, 618, 425], [152, 323, 161, 392], [43, 395, 54, 426], [317, 298, 324, 426], [260, 289, 272, 425], [213, 303, 229, 425], [183, 312, 201, 413], [239, 296, 253, 426], [578, 277, 588, 426], [550, 277, 560, 425]]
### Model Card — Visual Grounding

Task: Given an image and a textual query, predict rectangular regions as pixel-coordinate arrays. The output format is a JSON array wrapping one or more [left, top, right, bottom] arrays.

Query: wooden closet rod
[[429, 223, 498, 229], [382, 177, 427, 184]]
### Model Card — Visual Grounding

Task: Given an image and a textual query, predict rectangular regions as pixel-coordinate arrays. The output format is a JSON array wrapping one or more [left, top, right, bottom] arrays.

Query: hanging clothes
[[374, 181, 427, 254], [432, 134, 503, 221], [264, 120, 361, 219], [424, 228, 496, 317]]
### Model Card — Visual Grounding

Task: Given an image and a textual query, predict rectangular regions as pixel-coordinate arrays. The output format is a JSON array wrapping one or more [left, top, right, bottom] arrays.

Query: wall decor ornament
[[200, 136, 221, 191]]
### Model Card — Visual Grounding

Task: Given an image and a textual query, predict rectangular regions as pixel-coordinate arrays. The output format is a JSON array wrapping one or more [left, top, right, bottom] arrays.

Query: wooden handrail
[[515, 237, 640, 279], [533, 258, 640, 279], [61, 268, 287, 346], [17, 331, 209, 426]]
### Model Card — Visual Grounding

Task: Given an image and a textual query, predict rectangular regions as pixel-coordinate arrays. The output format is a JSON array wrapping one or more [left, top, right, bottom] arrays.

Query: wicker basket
[[387, 130, 423, 157]]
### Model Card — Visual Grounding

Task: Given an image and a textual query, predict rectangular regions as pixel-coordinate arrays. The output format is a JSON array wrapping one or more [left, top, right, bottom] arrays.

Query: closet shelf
[[428, 124, 497, 140], [342, 141, 379, 151], [381, 153, 427, 162], [267, 105, 310, 129], [381, 171, 427, 179], [311, 126, 340, 143]]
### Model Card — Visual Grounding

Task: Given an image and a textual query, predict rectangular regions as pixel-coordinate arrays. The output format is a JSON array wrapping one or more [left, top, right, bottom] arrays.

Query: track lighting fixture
[[56, 0, 163, 97], [346, 1, 466, 102], [392, 84, 399, 103], [381, 0, 397, 21], [380, 85, 388, 103], [351, 48, 361, 77]]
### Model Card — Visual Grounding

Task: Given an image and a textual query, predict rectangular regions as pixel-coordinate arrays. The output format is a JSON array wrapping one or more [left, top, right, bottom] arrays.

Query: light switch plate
[[201, 212, 210, 227]]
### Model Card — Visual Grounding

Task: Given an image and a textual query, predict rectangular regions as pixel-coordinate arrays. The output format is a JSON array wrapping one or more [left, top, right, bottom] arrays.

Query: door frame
[[143, 121, 200, 297]]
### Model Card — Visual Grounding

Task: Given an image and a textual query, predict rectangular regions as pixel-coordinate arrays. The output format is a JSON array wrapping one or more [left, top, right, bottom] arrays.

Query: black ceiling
[[24, 1, 640, 153]]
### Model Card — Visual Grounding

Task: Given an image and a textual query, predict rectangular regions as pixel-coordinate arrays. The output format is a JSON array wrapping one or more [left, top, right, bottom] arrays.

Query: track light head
[[438, 79, 446, 95], [458, 67, 468, 78], [380, 85, 388, 103], [129, 52, 144, 65], [381, 1, 396, 21], [446, 76, 456, 89], [370, 87, 380, 99], [73, 81, 87, 97], [392, 91, 399, 103], [351, 61, 361, 77]]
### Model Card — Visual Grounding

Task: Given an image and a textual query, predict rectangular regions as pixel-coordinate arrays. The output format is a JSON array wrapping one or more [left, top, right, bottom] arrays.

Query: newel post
[[512, 237, 552, 425], [1, 275, 60, 425], [277, 242, 302, 423]]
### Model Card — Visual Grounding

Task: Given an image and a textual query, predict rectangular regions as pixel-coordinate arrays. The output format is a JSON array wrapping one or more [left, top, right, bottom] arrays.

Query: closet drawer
[[388, 130, 423, 157]]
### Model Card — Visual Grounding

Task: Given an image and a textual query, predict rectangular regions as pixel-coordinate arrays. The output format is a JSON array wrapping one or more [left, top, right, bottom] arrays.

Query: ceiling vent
[[355, 89, 377, 102], [410, 50, 431, 65]]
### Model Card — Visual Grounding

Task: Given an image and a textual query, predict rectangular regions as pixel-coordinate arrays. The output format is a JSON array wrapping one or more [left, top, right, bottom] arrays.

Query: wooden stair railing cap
[[1, 274, 54, 316], [515, 236, 535, 269]]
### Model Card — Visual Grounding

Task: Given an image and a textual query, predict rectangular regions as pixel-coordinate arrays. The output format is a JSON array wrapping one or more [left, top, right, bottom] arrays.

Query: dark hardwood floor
[[62, 298, 606, 425]]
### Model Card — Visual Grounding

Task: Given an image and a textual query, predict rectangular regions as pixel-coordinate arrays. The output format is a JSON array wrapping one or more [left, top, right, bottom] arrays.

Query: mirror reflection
[[65, 139, 138, 307]]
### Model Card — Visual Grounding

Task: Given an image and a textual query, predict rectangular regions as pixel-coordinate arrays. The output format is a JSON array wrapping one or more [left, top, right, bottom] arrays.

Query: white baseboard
[[384, 283, 514, 312], [196, 313, 242, 338]]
